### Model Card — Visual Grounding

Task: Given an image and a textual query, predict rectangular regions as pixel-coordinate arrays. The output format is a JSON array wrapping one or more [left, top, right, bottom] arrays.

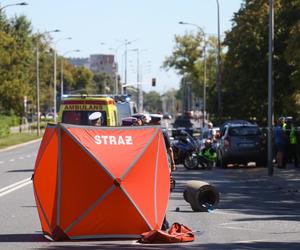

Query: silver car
[[217, 124, 267, 168]]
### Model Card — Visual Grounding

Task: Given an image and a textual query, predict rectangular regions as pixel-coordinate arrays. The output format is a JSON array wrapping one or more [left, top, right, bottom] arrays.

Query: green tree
[[93, 72, 114, 94], [143, 91, 162, 113], [222, 0, 300, 123], [0, 15, 34, 122], [70, 66, 94, 94], [162, 31, 220, 115]]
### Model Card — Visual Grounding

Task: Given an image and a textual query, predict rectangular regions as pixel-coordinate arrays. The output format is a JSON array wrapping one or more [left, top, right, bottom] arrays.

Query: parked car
[[217, 123, 267, 168], [163, 113, 172, 120]]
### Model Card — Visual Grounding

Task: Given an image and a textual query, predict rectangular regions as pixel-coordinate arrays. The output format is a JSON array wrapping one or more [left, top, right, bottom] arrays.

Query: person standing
[[88, 112, 102, 127], [149, 114, 176, 171], [274, 118, 285, 168], [289, 122, 299, 167]]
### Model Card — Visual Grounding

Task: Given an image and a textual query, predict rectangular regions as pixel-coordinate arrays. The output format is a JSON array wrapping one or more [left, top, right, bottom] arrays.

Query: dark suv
[[217, 123, 267, 168]]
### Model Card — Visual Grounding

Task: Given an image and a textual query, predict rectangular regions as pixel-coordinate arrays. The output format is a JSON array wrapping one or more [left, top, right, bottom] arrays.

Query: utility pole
[[216, 0, 222, 119], [267, 0, 274, 176]]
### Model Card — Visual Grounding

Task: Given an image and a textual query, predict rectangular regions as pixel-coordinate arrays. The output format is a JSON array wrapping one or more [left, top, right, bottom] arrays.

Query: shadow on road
[[1, 235, 299, 250], [0, 233, 299, 250], [170, 165, 300, 219], [6, 169, 34, 173], [0, 233, 47, 242]]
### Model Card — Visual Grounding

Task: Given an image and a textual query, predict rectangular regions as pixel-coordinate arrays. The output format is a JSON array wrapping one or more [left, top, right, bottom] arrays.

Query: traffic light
[[152, 78, 156, 87]]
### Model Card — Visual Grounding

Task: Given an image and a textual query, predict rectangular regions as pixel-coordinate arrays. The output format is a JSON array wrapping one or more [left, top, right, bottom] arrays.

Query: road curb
[[0, 138, 42, 153]]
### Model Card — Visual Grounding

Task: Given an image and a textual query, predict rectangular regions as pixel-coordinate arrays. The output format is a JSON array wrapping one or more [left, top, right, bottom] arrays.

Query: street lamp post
[[109, 44, 124, 95], [0, 2, 28, 11], [131, 48, 147, 112], [179, 21, 207, 127], [53, 37, 71, 123], [36, 29, 60, 136], [216, 0, 222, 118], [119, 39, 137, 95], [268, 0, 274, 176], [60, 50, 80, 98]]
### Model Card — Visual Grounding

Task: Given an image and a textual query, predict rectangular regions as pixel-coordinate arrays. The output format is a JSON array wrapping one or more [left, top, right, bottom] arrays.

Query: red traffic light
[[152, 78, 156, 87]]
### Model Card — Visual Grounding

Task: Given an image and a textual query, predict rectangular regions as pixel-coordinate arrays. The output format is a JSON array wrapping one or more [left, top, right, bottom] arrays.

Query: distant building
[[68, 54, 118, 80], [68, 57, 89, 68]]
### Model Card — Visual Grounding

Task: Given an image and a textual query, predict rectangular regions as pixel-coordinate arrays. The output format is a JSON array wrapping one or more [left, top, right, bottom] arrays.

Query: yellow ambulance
[[58, 95, 118, 126]]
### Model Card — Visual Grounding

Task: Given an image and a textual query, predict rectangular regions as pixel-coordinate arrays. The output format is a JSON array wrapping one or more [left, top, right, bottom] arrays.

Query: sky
[[4, 0, 244, 94]]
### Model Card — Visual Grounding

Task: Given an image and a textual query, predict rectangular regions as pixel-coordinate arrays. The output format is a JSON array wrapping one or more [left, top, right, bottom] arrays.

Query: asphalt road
[[0, 140, 300, 249]]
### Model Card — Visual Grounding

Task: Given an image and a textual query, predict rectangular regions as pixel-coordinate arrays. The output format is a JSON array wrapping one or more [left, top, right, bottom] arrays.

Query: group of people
[[274, 117, 299, 168]]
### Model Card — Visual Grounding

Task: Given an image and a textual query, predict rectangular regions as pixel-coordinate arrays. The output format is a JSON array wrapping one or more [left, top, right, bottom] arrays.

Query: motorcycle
[[185, 139, 217, 170], [171, 129, 199, 170]]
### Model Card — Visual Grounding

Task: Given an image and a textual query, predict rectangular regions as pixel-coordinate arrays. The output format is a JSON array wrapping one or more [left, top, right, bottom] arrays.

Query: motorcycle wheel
[[183, 153, 199, 170]]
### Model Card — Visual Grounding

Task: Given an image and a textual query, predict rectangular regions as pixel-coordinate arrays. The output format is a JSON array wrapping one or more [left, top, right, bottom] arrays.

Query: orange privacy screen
[[33, 123, 170, 241]]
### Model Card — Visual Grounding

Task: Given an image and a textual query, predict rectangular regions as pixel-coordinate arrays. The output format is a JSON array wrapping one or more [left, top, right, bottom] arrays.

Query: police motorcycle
[[187, 139, 217, 170], [171, 129, 199, 170]]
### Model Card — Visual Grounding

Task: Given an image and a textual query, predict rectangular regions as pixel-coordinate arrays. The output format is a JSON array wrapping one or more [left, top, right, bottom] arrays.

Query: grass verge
[[0, 133, 41, 150]]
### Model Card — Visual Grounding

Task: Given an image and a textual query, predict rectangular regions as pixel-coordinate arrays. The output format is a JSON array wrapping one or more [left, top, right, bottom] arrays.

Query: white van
[[116, 101, 137, 125]]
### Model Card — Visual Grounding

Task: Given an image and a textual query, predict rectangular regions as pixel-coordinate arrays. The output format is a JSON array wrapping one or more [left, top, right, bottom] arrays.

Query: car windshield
[[62, 111, 107, 126], [229, 126, 261, 136]]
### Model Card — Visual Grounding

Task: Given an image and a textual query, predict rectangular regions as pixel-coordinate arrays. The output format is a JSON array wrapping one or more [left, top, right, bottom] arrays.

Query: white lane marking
[[9, 159, 15, 162], [0, 161, 3, 164], [221, 226, 258, 231], [0, 178, 32, 197]]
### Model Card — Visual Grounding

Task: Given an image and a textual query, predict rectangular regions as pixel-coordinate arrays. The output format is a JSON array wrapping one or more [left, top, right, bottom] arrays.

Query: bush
[[0, 114, 21, 137]]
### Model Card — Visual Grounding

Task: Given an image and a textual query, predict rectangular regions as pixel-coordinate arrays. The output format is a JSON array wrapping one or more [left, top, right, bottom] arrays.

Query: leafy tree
[[161, 89, 178, 115], [0, 15, 34, 122], [222, 0, 300, 123], [162, 31, 221, 115], [59, 58, 75, 95], [143, 91, 162, 113], [70, 66, 93, 94], [93, 72, 114, 94]]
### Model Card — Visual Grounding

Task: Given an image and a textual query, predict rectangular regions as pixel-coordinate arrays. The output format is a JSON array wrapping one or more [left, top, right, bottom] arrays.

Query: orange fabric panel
[[122, 134, 159, 228], [66, 127, 156, 177], [155, 132, 170, 228], [34, 125, 170, 240], [34, 127, 58, 231], [33, 188, 51, 235], [34, 126, 56, 171], [68, 188, 150, 237], [60, 129, 113, 230]]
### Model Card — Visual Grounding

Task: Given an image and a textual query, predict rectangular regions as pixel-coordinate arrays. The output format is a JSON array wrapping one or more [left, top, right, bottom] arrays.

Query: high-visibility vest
[[290, 127, 297, 144], [202, 148, 217, 161], [282, 122, 287, 131]]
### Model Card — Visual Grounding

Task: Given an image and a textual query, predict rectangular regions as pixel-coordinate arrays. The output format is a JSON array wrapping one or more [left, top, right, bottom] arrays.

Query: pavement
[[165, 162, 300, 249]]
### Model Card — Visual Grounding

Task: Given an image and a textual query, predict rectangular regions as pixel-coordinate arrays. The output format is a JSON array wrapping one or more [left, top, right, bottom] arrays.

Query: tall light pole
[[216, 0, 222, 118], [0, 2, 28, 11], [109, 46, 121, 95], [120, 39, 137, 94], [53, 37, 71, 123], [60, 49, 80, 97], [268, 0, 274, 176], [179, 21, 207, 127], [36, 29, 60, 136], [131, 48, 147, 112]]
